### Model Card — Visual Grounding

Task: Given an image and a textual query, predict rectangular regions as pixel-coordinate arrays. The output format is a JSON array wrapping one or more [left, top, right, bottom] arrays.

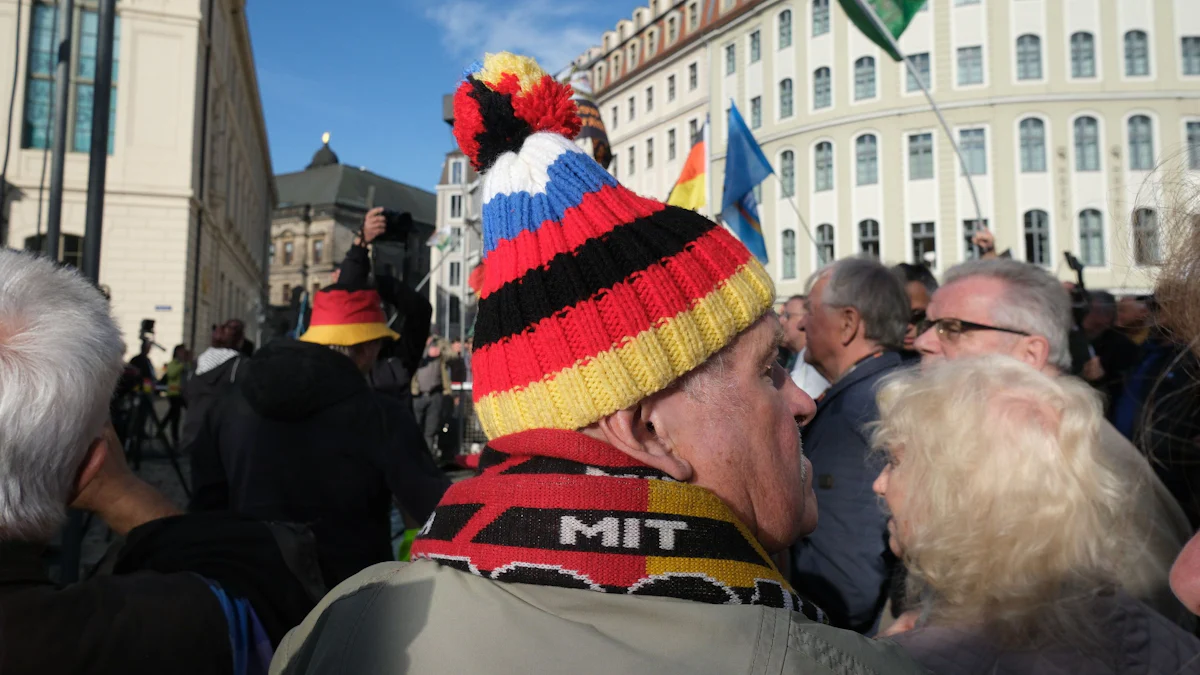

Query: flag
[[721, 102, 772, 263], [563, 68, 613, 168], [837, 0, 926, 61], [666, 122, 706, 210]]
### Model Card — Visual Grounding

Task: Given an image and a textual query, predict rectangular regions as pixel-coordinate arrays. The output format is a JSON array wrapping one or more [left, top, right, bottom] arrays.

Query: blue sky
[[247, 0, 646, 191]]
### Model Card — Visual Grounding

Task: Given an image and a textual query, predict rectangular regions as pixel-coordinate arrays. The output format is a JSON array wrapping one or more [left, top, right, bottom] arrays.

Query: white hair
[[943, 259, 1073, 371], [0, 250, 124, 541]]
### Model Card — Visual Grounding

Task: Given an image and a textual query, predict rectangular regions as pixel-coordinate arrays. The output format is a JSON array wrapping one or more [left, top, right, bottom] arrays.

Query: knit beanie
[[460, 53, 774, 440]]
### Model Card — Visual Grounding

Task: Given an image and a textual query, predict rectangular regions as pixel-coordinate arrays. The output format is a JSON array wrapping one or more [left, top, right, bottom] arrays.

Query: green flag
[[838, 0, 926, 61]]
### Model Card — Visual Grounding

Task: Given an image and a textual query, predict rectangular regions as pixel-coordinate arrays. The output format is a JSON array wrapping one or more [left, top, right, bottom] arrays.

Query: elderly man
[[0, 249, 319, 673], [779, 294, 830, 398], [915, 258, 1193, 625], [789, 257, 911, 635], [270, 53, 922, 675]]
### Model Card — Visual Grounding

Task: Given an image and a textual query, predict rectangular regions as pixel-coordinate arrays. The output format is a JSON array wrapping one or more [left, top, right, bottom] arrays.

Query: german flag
[[666, 132, 706, 211]]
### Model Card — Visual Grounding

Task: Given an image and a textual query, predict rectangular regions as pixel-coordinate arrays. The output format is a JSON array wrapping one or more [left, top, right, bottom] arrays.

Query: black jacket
[[181, 352, 246, 450], [187, 339, 450, 587]]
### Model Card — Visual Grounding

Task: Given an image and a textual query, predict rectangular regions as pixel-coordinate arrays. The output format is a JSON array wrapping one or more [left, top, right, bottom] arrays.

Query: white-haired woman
[[873, 356, 1200, 674]]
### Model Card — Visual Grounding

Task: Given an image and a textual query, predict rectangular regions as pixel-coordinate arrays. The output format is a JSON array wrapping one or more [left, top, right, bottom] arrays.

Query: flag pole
[[849, 0, 984, 228], [771, 173, 819, 249], [703, 114, 713, 220]]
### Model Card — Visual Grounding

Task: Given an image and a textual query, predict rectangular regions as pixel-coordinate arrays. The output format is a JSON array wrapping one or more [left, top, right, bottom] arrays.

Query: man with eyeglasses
[[913, 258, 1193, 627]]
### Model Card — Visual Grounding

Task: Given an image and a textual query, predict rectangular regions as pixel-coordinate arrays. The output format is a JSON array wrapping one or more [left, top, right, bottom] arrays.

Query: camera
[[377, 209, 413, 242], [139, 319, 156, 343]]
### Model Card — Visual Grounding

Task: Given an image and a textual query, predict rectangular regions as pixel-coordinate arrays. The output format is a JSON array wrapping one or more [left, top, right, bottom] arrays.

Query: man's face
[[651, 315, 818, 552], [800, 274, 838, 373], [902, 281, 929, 351], [915, 277, 1030, 365], [1117, 297, 1148, 329], [780, 298, 807, 353]]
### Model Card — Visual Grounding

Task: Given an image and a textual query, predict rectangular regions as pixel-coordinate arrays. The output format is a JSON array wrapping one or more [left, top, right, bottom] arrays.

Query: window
[[668, 128, 677, 160], [726, 43, 736, 74], [1133, 208, 1160, 265], [1023, 210, 1050, 265], [451, 160, 464, 184], [813, 0, 829, 36], [1188, 121, 1200, 170], [1074, 116, 1100, 171], [909, 133, 934, 179], [282, 284, 291, 304], [449, 262, 462, 288], [629, 96, 636, 121], [779, 9, 793, 49], [816, 224, 835, 266], [312, 239, 324, 264], [1128, 115, 1154, 171], [856, 134, 878, 185], [647, 31, 657, 58], [955, 0, 980, 4], [1071, 32, 1095, 78], [1016, 34, 1042, 80], [269, 242, 276, 263], [750, 96, 762, 129], [283, 241, 294, 265], [854, 57, 876, 100], [907, 52, 930, 92], [753, 184, 763, 204], [689, 118, 699, 144], [646, 138, 654, 168], [814, 141, 833, 191], [1019, 118, 1046, 172], [912, 222, 936, 264], [960, 128, 986, 175], [23, 5, 120, 153], [750, 30, 761, 63], [1125, 30, 1149, 76], [1079, 209, 1105, 266], [813, 67, 831, 108], [668, 75, 676, 101], [450, 194, 463, 219], [628, 146, 636, 175], [1184, 37, 1200, 75], [781, 150, 796, 197], [782, 230, 797, 279], [24, 233, 82, 268], [630, 44, 639, 69], [668, 17, 678, 42], [859, 219, 880, 257], [614, 54, 622, 78], [963, 219, 988, 260], [779, 78, 794, 118], [612, 153, 618, 178], [611, 105, 619, 129], [689, 2, 699, 31], [646, 86, 654, 113], [689, 62, 699, 90], [957, 46, 983, 85]]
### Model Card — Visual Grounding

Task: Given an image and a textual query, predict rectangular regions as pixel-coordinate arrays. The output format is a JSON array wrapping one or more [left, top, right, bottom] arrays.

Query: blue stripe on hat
[[482, 150, 617, 254]]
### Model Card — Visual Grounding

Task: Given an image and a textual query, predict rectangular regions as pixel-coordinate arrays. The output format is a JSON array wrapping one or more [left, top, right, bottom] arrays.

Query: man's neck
[[823, 341, 883, 383]]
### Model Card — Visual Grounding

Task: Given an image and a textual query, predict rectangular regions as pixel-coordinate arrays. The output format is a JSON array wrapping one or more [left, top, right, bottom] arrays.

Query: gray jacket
[[271, 560, 928, 674]]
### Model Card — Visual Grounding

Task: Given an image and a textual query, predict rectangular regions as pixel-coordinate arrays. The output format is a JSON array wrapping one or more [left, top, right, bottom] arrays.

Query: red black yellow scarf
[[411, 429, 826, 623]]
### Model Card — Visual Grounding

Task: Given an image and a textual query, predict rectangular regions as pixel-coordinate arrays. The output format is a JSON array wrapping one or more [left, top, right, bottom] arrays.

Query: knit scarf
[[411, 429, 826, 623]]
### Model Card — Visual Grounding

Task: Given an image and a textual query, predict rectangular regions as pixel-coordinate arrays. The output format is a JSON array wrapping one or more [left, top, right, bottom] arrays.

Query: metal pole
[[82, 0, 116, 281], [849, 0, 984, 227], [45, 0, 75, 260]]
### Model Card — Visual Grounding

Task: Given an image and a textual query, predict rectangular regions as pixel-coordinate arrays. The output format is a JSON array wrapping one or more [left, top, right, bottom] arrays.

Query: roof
[[437, 149, 479, 185], [274, 164, 437, 226]]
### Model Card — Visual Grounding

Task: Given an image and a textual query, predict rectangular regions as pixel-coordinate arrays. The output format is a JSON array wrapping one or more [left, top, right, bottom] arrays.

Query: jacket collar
[[815, 351, 902, 408]]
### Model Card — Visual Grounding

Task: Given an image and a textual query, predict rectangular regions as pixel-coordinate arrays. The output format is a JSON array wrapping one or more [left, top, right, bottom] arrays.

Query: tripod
[[118, 386, 191, 499]]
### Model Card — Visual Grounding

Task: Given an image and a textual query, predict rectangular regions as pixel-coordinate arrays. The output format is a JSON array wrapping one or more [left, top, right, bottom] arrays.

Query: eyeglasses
[[915, 317, 1030, 341]]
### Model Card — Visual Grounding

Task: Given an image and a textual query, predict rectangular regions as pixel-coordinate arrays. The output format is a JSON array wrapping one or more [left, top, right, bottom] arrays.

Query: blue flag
[[721, 102, 773, 263]]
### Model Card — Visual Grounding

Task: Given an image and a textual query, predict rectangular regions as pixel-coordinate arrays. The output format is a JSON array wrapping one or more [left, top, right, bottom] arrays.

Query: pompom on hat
[[460, 52, 775, 440]]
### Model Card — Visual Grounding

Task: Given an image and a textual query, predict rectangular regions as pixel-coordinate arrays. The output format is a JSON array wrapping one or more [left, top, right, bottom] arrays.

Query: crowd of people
[[2, 51, 1200, 674]]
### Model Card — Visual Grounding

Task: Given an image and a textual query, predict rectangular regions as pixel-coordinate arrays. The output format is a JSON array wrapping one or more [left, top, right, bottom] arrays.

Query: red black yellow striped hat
[[299, 286, 399, 346], [459, 53, 774, 439]]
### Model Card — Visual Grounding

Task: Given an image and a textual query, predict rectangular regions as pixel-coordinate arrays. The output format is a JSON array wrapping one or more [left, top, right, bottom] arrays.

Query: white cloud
[[421, 0, 606, 73]]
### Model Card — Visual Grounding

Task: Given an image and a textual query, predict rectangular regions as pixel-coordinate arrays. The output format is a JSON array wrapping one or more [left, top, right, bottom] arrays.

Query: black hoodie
[[188, 339, 450, 587]]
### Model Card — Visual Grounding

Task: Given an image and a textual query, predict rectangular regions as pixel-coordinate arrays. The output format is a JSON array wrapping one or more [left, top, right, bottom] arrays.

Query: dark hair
[[172, 344, 187, 358], [892, 263, 939, 295]]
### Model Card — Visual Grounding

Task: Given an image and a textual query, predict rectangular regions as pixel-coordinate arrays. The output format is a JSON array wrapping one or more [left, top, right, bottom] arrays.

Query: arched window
[[1074, 116, 1099, 171], [1128, 115, 1154, 170], [283, 240, 295, 265], [1023, 209, 1050, 265], [859, 219, 880, 257], [1125, 30, 1149, 76], [814, 141, 833, 191], [816, 223, 835, 266], [779, 9, 793, 49], [854, 56, 876, 99], [629, 42, 640, 69], [1078, 209, 1105, 266], [813, 67, 831, 108], [1133, 208, 1160, 265], [1071, 32, 1096, 78], [1016, 34, 1042, 80], [1019, 118, 1046, 172], [856, 134, 878, 185], [780, 78, 794, 118], [668, 17, 678, 43], [781, 150, 796, 197], [813, 0, 829, 36], [782, 229, 797, 279]]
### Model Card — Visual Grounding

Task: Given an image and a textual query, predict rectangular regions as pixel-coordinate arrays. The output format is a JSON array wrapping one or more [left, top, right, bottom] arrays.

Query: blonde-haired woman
[[874, 356, 1200, 673]]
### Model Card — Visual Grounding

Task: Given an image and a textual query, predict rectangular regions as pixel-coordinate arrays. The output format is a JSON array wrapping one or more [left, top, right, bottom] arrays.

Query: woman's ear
[[596, 405, 693, 481]]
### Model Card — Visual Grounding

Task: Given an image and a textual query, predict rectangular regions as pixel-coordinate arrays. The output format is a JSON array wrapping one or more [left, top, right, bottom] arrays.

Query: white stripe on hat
[[482, 133, 585, 205]]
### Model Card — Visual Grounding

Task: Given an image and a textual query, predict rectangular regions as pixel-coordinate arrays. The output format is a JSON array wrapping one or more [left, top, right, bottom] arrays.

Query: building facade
[[0, 0, 274, 363], [580, 0, 1200, 295], [428, 146, 481, 342]]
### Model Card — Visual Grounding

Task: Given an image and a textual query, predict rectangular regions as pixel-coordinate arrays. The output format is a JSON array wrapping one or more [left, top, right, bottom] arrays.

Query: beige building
[[580, 0, 1200, 296], [0, 0, 274, 363]]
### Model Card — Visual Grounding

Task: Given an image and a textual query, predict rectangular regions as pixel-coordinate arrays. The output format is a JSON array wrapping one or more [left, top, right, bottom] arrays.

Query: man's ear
[[840, 306, 862, 346], [1016, 334, 1052, 371], [596, 404, 693, 482], [70, 434, 110, 503]]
